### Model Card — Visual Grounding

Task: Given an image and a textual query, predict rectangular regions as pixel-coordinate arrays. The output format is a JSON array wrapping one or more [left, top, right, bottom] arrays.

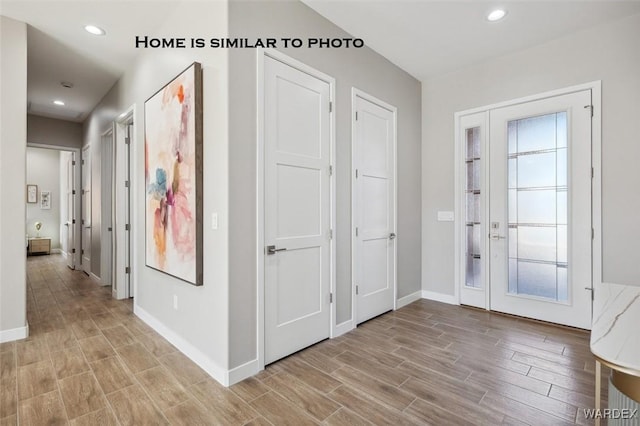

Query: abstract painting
[[145, 62, 203, 285]]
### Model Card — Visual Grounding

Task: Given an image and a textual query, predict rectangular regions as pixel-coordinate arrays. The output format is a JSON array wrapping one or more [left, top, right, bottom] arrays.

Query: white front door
[[65, 152, 76, 269], [264, 55, 332, 364], [81, 146, 91, 275], [353, 92, 396, 324], [488, 90, 592, 329]]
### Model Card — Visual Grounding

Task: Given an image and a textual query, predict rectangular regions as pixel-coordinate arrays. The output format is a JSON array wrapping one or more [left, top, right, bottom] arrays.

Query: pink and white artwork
[[145, 62, 203, 285]]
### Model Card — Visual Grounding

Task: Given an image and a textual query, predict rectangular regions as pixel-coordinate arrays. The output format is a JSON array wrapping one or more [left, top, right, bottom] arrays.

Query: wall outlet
[[173, 295, 178, 310]]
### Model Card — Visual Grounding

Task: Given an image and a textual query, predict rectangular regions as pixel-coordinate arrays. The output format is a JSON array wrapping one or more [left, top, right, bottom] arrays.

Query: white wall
[[27, 114, 82, 149], [0, 16, 27, 341], [422, 13, 640, 297], [26, 147, 61, 249], [83, 1, 230, 379]]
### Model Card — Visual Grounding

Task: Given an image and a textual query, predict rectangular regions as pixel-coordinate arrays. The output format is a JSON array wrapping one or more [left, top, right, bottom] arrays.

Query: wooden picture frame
[[144, 62, 203, 286], [27, 184, 38, 203]]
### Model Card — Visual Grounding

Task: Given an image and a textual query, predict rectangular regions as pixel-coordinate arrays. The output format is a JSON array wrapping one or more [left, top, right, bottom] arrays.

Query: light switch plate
[[437, 211, 455, 222]]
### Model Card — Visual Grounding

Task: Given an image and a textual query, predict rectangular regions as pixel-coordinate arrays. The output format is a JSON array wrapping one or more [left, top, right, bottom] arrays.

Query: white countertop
[[591, 281, 640, 373]]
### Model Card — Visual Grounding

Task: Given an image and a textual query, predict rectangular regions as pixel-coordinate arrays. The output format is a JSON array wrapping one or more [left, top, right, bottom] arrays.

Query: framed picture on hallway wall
[[27, 184, 37, 203], [40, 190, 51, 209], [144, 62, 203, 286]]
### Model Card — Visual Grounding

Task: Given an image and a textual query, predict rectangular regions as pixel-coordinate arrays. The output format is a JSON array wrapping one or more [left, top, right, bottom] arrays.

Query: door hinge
[[72, 190, 76, 195], [125, 224, 130, 231], [72, 219, 76, 224], [329, 229, 333, 239], [82, 219, 85, 225], [125, 180, 129, 188], [81, 249, 84, 255], [72, 248, 76, 254], [329, 165, 333, 176], [355, 111, 358, 121], [591, 167, 594, 178], [329, 102, 333, 113], [584, 105, 593, 117], [125, 267, 131, 274], [329, 293, 333, 303], [592, 228, 595, 239], [356, 285, 359, 295], [125, 137, 130, 145], [355, 169, 359, 179], [72, 161, 76, 166], [355, 227, 359, 237]]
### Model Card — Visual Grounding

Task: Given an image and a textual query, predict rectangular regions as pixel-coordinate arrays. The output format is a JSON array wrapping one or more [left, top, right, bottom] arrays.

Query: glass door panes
[[465, 127, 481, 288], [507, 112, 568, 301]]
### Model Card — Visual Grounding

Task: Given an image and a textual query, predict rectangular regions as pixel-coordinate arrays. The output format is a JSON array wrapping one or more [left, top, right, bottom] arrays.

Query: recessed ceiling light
[[84, 25, 106, 36], [60, 81, 74, 89], [487, 9, 507, 22], [53, 100, 65, 106]]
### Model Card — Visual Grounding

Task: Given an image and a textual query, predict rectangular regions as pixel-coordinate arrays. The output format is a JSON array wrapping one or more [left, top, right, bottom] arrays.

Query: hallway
[[0, 255, 607, 425]]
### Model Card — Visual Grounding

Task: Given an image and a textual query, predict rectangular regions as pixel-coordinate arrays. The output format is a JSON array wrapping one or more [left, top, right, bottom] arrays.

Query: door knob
[[266, 245, 287, 255], [389, 232, 397, 240]]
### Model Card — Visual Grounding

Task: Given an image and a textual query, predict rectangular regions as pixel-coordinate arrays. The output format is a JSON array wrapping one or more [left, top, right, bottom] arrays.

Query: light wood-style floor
[[0, 254, 608, 425]]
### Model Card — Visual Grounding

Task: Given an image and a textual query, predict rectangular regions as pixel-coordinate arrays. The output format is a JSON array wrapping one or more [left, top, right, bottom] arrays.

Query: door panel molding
[[256, 49, 336, 370]]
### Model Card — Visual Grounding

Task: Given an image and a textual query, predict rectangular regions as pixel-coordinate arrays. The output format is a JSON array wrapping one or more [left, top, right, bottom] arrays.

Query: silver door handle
[[266, 245, 287, 255], [489, 234, 506, 240], [389, 232, 397, 240]]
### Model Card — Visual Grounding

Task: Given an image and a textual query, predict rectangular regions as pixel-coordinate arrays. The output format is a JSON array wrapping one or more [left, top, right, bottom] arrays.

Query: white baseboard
[[422, 290, 458, 305], [51, 248, 62, 254], [89, 272, 103, 286], [0, 324, 29, 343], [60, 250, 68, 259], [134, 304, 228, 386], [227, 359, 260, 386], [396, 290, 422, 309], [332, 319, 355, 338]]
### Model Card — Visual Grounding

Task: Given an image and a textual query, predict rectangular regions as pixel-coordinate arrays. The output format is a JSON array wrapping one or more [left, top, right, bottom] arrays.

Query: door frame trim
[[453, 81, 602, 315], [256, 48, 336, 370], [26, 143, 81, 269], [114, 106, 136, 300], [351, 88, 398, 326]]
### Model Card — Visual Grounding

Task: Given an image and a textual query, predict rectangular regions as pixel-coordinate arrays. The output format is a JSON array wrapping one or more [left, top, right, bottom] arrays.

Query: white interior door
[[101, 131, 114, 286], [264, 55, 332, 364], [459, 112, 488, 309], [81, 146, 91, 275], [353, 92, 396, 324], [488, 90, 592, 329], [65, 152, 76, 269]]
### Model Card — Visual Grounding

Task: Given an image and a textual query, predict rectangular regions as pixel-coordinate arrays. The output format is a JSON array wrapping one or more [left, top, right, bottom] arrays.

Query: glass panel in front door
[[465, 126, 481, 288], [507, 112, 568, 302]]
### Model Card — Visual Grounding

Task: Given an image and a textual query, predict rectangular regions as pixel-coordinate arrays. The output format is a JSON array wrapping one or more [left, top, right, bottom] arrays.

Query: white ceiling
[[0, 1, 179, 122], [2, 1, 640, 122], [303, 0, 640, 80]]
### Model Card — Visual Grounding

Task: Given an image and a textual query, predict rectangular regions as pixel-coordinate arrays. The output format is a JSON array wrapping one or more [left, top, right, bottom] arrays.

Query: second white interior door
[[264, 55, 332, 364], [353, 92, 396, 325]]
